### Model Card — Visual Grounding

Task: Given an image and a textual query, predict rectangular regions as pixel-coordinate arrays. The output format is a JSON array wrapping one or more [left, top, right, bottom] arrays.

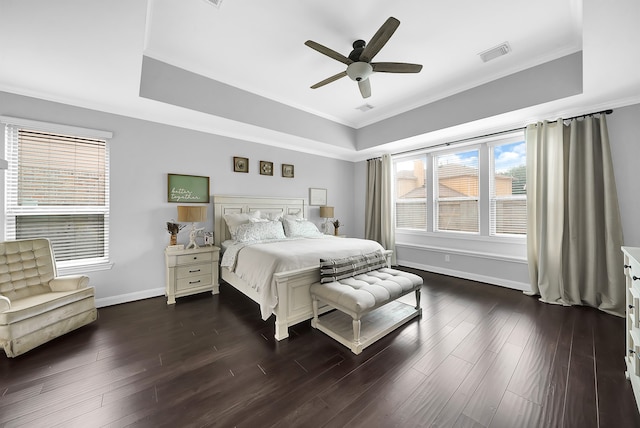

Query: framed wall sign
[[309, 188, 327, 206], [167, 174, 210, 203]]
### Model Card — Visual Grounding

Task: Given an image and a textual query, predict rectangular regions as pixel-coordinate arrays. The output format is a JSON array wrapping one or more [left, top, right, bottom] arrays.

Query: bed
[[213, 195, 390, 340]]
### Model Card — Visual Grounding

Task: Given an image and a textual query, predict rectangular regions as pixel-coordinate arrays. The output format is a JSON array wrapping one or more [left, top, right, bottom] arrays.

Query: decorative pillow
[[283, 213, 303, 221], [235, 220, 285, 243], [260, 211, 284, 221], [223, 210, 261, 240], [282, 218, 322, 237], [319, 250, 387, 283], [249, 217, 269, 223]]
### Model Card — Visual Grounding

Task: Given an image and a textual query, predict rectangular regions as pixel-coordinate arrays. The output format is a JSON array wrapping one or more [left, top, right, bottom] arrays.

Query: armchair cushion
[[0, 239, 96, 357]]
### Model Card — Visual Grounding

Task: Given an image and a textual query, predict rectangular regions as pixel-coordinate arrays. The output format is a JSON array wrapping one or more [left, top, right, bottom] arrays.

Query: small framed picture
[[309, 188, 327, 206], [282, 164, 294, 178], [233, 156, 249, 173], [203, 231, 214, 246], [260, 161, 273, 176]]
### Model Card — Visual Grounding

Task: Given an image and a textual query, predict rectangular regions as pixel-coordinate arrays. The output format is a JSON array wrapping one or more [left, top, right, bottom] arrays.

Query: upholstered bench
[[310, 251, 422, 354]]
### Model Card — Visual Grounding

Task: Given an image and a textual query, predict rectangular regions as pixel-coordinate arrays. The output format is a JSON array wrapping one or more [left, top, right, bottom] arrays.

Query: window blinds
[[394, 158, 427, 229], [5, 126, 109, 264], [489, 141, 526, 235], [435, 150, 479, 233]]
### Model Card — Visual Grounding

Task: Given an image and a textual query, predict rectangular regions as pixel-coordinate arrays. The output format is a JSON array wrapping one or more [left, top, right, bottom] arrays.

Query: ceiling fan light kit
[[305, 16, 423, 99], [346, 62, 373, 82]]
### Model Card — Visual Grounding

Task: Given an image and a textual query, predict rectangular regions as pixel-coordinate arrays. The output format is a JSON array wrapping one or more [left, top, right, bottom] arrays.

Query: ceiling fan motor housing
[[346, 62, 373, 81]]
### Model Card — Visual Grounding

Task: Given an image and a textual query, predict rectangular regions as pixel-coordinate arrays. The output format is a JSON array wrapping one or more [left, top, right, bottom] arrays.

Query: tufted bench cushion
[[310, 268, 423, 315], [310, 253, 422, 354]]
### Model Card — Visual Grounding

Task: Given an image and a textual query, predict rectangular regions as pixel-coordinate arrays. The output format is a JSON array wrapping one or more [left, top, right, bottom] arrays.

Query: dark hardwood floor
[[1, 268, 639, 427]]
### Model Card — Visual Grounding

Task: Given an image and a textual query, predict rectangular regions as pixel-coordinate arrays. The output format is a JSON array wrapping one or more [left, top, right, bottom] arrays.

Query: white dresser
[[623, 246, 640, 413], [165, 246, 220, 304]]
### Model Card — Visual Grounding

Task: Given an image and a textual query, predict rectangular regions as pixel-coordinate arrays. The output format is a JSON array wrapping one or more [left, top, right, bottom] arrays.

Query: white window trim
[[2, 117, 113, 273], [393, 130, 526, 242]]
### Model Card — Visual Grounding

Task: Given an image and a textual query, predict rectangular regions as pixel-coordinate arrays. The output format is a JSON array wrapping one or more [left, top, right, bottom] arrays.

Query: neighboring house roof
[[398, 184, 467, 199]]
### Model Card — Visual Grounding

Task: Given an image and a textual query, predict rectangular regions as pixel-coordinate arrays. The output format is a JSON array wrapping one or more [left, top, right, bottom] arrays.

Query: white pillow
[[223, 210, 261, 240], [260, 211, 284, 221], [283, 218, 322, 237], [235, 220, 286, 243]]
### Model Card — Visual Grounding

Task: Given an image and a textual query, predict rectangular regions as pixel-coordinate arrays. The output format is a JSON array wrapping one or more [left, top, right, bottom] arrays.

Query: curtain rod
[[391, 109, 613, 158]]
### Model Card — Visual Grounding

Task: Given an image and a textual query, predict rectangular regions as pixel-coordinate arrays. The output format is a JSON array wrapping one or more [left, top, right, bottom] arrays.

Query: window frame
[[488, 137, 527, 237], [433, 146, 481, 234], [393, 130, 526, 243], [1, 116, 113, 274]]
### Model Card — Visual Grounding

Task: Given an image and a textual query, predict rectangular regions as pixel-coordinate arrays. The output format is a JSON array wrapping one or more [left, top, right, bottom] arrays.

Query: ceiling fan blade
[[359, 17, 400, 63], [305, 40, 352, 65], [311, 71, 347, 89], [358, 79, 371, 98], [372, 62, 423, 73]]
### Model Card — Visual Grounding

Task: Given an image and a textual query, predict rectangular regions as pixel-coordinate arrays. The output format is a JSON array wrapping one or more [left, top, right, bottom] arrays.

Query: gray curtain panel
[[365, 155, 396, 265], [526, 115, 625, 316]]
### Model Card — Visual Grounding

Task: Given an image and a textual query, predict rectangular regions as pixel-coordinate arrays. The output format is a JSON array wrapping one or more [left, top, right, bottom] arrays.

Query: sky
[[396, 140, 526, 174]]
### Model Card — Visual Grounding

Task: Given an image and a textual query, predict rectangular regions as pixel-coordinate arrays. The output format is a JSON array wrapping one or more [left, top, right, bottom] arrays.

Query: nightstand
[[164, 245, 220, 304]]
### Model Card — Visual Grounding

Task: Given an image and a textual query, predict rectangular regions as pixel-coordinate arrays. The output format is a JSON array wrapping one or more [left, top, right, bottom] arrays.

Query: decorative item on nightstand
[[332, 219, 342, 236], [178, 205, 207, 249], [319, 206, 334, 234], [166, 221, 185, 246]]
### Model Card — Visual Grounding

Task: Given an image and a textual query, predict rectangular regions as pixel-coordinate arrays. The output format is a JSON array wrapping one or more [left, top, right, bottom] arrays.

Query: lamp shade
[[319, 206, 334, 219], [177, 206, 207, 223]]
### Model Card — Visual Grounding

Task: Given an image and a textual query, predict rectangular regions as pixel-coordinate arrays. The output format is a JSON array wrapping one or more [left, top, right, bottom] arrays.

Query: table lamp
[[177, 205, 207, 249], [319, 206, 334, 235]]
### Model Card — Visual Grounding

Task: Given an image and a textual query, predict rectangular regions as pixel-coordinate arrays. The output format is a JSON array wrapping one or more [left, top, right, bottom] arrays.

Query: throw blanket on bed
[[221, 236, 385, 319]]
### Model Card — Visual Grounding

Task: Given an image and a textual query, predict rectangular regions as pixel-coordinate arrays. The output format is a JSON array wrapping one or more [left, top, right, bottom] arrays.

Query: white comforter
[[221, 236, 385, 319]]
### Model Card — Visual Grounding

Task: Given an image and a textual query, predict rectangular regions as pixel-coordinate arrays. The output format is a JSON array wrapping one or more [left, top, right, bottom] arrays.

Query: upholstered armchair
[[0, 238, 97, 357]]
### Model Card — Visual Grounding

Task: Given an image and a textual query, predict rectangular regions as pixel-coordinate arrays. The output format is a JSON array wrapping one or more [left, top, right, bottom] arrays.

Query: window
[[3, 118, 111, 271], [435, 149, 479, 233], [393, 131, 526, 239], [394, 157, 427, 229], [490, 140, 527, 235]]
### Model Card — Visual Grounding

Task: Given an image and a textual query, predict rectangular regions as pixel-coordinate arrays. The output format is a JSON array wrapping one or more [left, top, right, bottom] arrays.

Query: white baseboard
[[95, 287, 165, 308], [398, 259, 532, 293]]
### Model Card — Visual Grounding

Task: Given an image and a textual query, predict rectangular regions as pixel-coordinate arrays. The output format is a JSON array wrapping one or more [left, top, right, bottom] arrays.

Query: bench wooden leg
[[353, 317, 361, 345], [311, 296, 320, 328]]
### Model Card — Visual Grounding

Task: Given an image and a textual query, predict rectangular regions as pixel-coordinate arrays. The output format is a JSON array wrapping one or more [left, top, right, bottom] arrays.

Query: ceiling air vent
[[356, 103, 375, 112], [478, 42, 511, 63], [202, 0, 223, 8]]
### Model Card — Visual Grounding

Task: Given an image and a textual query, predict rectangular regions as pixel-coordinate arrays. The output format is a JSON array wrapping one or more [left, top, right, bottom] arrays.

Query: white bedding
[[220, 236, 385, 319]]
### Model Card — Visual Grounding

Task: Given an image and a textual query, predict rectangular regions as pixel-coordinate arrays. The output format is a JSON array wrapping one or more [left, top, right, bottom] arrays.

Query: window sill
[[58, 261, 114, 276], [395, 229, 526, 260]]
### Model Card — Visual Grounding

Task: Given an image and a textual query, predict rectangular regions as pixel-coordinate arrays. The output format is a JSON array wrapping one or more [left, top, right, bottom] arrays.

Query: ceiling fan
[[304, 17, 423, 99]]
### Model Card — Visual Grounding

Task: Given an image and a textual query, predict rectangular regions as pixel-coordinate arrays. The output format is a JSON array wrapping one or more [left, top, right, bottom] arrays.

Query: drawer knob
[[631, 304, 635, 309], [634, 276, 640, 281], [189, 269, 201, 273], [189, 280, 201, 285], [630, 349, 636, 354], [625, 264, 632, 269]]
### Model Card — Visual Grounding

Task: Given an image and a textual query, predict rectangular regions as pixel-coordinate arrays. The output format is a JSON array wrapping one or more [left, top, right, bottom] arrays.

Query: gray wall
[[0, 91, 357, 306], [2, 89, 638, 305]]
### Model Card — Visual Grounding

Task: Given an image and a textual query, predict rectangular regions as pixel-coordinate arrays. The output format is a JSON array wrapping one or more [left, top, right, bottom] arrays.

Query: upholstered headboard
[[213, 195, 306, 246]]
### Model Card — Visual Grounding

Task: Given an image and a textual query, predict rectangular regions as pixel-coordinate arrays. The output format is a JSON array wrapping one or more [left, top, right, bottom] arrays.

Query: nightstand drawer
[[176, 252, 213, 264], [177, 274, 212, 291], [176, 263, 212, 279]]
